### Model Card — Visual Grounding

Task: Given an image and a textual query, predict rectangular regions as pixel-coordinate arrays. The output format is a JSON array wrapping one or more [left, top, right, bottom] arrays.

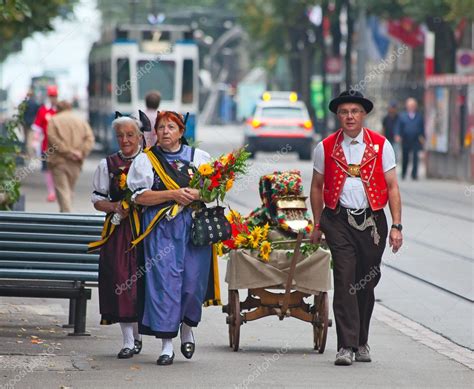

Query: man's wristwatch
[[391, 224, 403, 231]]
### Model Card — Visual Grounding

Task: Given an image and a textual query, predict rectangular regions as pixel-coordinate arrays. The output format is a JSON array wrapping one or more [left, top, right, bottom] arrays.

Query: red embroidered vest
[[322, 128, 388, 211]]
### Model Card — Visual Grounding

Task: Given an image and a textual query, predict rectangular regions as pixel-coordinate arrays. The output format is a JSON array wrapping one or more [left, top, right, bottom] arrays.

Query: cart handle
[[272, 238, 312, 245], [281, 232, 304, 316]]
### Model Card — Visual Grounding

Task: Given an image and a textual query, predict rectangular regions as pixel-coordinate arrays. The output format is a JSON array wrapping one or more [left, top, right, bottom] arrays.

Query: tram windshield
[[137, 60, 176, 101]]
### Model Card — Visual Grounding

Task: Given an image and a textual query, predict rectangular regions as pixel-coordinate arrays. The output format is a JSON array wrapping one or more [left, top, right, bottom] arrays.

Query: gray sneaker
[[335, 347, 353, 366], [355, 344, 371, 362]]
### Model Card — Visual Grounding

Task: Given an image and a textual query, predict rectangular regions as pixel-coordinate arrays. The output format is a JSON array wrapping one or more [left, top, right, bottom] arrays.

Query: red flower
[[208, 180, 220, 190], [211, 171, 222, 181]]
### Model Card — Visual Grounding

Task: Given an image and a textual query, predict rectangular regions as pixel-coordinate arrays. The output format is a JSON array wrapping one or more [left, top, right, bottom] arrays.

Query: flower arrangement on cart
[[218, 170, 333, 353]]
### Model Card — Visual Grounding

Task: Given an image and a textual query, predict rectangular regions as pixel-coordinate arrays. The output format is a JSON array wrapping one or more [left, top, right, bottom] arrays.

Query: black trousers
[[402, 146, 419, 179], [320, 206, 388, 350]]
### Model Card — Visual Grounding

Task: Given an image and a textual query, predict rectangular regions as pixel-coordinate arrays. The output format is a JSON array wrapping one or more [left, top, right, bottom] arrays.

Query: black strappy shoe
[[180, 324, 195, 359], [117, 347, 134, 359], [133, 339, 143, 354]]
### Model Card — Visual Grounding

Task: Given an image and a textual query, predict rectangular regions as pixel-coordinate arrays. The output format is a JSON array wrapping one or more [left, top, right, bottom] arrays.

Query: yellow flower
[[250, 226, 262, 241], [119, 172, 127, 190], [225, 179, 234, 192], [234, 234, 249, 248], [198, 163, 214, 176], [262, 223, 270, 240], [260, 241, 272, 262], [226, 209, 240, 224], [249, 231, 260, 249]]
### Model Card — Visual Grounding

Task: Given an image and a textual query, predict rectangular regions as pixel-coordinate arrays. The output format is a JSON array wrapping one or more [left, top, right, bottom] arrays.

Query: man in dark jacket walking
[[395, 97, 425, 180]]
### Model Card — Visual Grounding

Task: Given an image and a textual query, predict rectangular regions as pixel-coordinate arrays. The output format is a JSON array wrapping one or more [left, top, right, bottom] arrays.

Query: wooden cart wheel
[[227, 289, 234, 348], [227, 290, 241, 351], [228, 290, 241, 352], [313, 292, 329, 354]]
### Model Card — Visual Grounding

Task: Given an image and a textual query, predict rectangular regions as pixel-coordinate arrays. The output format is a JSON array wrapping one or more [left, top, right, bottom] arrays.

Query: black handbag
[[191, 205, 232, 246]]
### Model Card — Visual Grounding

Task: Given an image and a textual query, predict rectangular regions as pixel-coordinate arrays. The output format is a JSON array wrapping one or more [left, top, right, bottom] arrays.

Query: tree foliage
[[0, 99, 26, 210], [97, 0, 237, 24], [0, 0, 77, 62], [238, 0, 324, 119], [360, 0, 473, 24], [361, 0, 473, 73]]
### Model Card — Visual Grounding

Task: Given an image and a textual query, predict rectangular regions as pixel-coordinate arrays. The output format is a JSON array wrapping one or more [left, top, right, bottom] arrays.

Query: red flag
[[388, 17, 424, 48]]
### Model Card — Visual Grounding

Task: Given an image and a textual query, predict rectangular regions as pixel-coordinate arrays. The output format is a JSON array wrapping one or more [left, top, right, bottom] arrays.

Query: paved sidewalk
[[1, 146, 472, 388]]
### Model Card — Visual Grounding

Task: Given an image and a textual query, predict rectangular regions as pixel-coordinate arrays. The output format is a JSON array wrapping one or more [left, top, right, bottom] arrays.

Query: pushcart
[[223, 232, 332, 353]]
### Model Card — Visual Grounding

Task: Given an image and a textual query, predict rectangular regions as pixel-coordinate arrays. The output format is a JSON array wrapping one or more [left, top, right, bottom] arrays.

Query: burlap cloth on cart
[[225, 248, 332, 294]]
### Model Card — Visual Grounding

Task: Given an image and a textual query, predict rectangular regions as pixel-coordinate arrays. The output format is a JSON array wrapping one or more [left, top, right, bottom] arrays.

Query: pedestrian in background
[[23, 89, 40, 157], [382, 100, 400, 162], [47, 100, 95, 212], [143, 90, 161, 147], [395, 97, 425, 180], [310, 90, 403, 366], [31, 85, 58, 202]]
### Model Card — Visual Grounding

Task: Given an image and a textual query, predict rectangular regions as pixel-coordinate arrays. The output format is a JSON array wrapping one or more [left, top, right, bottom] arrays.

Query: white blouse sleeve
[[91, 159, 110, 204], [127, 153, 155, 202], [193, 148, 212, 167]]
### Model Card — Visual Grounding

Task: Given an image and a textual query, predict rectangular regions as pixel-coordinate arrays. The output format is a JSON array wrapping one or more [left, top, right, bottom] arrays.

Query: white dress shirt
[[313, 130, 396, 209]]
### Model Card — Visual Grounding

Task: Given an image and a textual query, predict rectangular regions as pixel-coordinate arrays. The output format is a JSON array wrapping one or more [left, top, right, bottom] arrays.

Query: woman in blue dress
[[127, 111, 219, 366]]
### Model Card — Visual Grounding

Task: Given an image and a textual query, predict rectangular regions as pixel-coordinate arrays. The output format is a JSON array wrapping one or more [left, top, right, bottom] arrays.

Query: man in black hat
[[310, 90, 403, 366]]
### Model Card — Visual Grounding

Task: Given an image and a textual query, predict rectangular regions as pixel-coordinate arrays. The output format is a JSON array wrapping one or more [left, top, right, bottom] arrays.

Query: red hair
[[154, 111, 185, 132]]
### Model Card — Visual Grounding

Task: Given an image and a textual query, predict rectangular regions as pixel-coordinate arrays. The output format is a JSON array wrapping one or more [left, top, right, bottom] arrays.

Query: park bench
[[0, 211, 103, 336]]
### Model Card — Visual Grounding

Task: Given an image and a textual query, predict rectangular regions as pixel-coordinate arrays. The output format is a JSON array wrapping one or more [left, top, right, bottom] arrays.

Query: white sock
[[132, 322, 141, 341], [161, 338, 174, 357], [180, 323, 194, 344], [119, 323, 134, 350]]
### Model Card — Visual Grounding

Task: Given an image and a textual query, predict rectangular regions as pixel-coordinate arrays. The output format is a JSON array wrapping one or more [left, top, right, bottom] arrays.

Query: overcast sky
[[1, 0, 101, 108]]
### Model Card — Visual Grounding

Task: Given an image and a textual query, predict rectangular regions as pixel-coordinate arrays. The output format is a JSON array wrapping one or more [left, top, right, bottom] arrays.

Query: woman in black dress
[[91, 115, 143, 359]]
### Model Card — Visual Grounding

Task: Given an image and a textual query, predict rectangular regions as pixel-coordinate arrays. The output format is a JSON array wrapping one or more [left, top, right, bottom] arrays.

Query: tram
[[88, 24, 199, 153]]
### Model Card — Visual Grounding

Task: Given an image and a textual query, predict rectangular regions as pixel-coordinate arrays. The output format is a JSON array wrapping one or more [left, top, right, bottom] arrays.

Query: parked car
[[243, 92, 316, 160]]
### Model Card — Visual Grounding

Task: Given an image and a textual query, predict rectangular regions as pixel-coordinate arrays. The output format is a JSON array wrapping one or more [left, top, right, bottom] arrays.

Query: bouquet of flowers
[[217, 209, 320, 263], [217, 210, 273, 262], [189, 147, 250, 203], [111, 167, 134, 225]]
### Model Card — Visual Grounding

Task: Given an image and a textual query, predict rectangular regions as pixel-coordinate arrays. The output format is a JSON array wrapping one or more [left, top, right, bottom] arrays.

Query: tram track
[[381, 261, 473, 303], [403, 200, 473, 223]]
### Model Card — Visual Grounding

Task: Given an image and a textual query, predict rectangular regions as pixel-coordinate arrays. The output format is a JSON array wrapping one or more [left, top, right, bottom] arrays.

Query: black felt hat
[[329, 90, 374, 114]]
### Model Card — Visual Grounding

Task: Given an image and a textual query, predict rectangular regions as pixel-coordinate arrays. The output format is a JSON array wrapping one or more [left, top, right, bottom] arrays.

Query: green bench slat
[[0, 261, 98, 272], [0, 269, 98, 282], [0, 241, 89, 252], [0, 232, 97, 243], [0, 251, 98, 263], [0, 223, 102, 234], [0, 212, 104, 226]]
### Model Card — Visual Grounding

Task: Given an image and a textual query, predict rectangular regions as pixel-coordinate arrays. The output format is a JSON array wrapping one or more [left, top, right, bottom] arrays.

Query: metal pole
[[356, 4, 367, 88]]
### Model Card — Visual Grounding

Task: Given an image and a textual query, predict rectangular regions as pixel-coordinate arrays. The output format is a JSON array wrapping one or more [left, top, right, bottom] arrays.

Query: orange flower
[[225, 179, 234, 191], [226, 209, 240, 223]]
